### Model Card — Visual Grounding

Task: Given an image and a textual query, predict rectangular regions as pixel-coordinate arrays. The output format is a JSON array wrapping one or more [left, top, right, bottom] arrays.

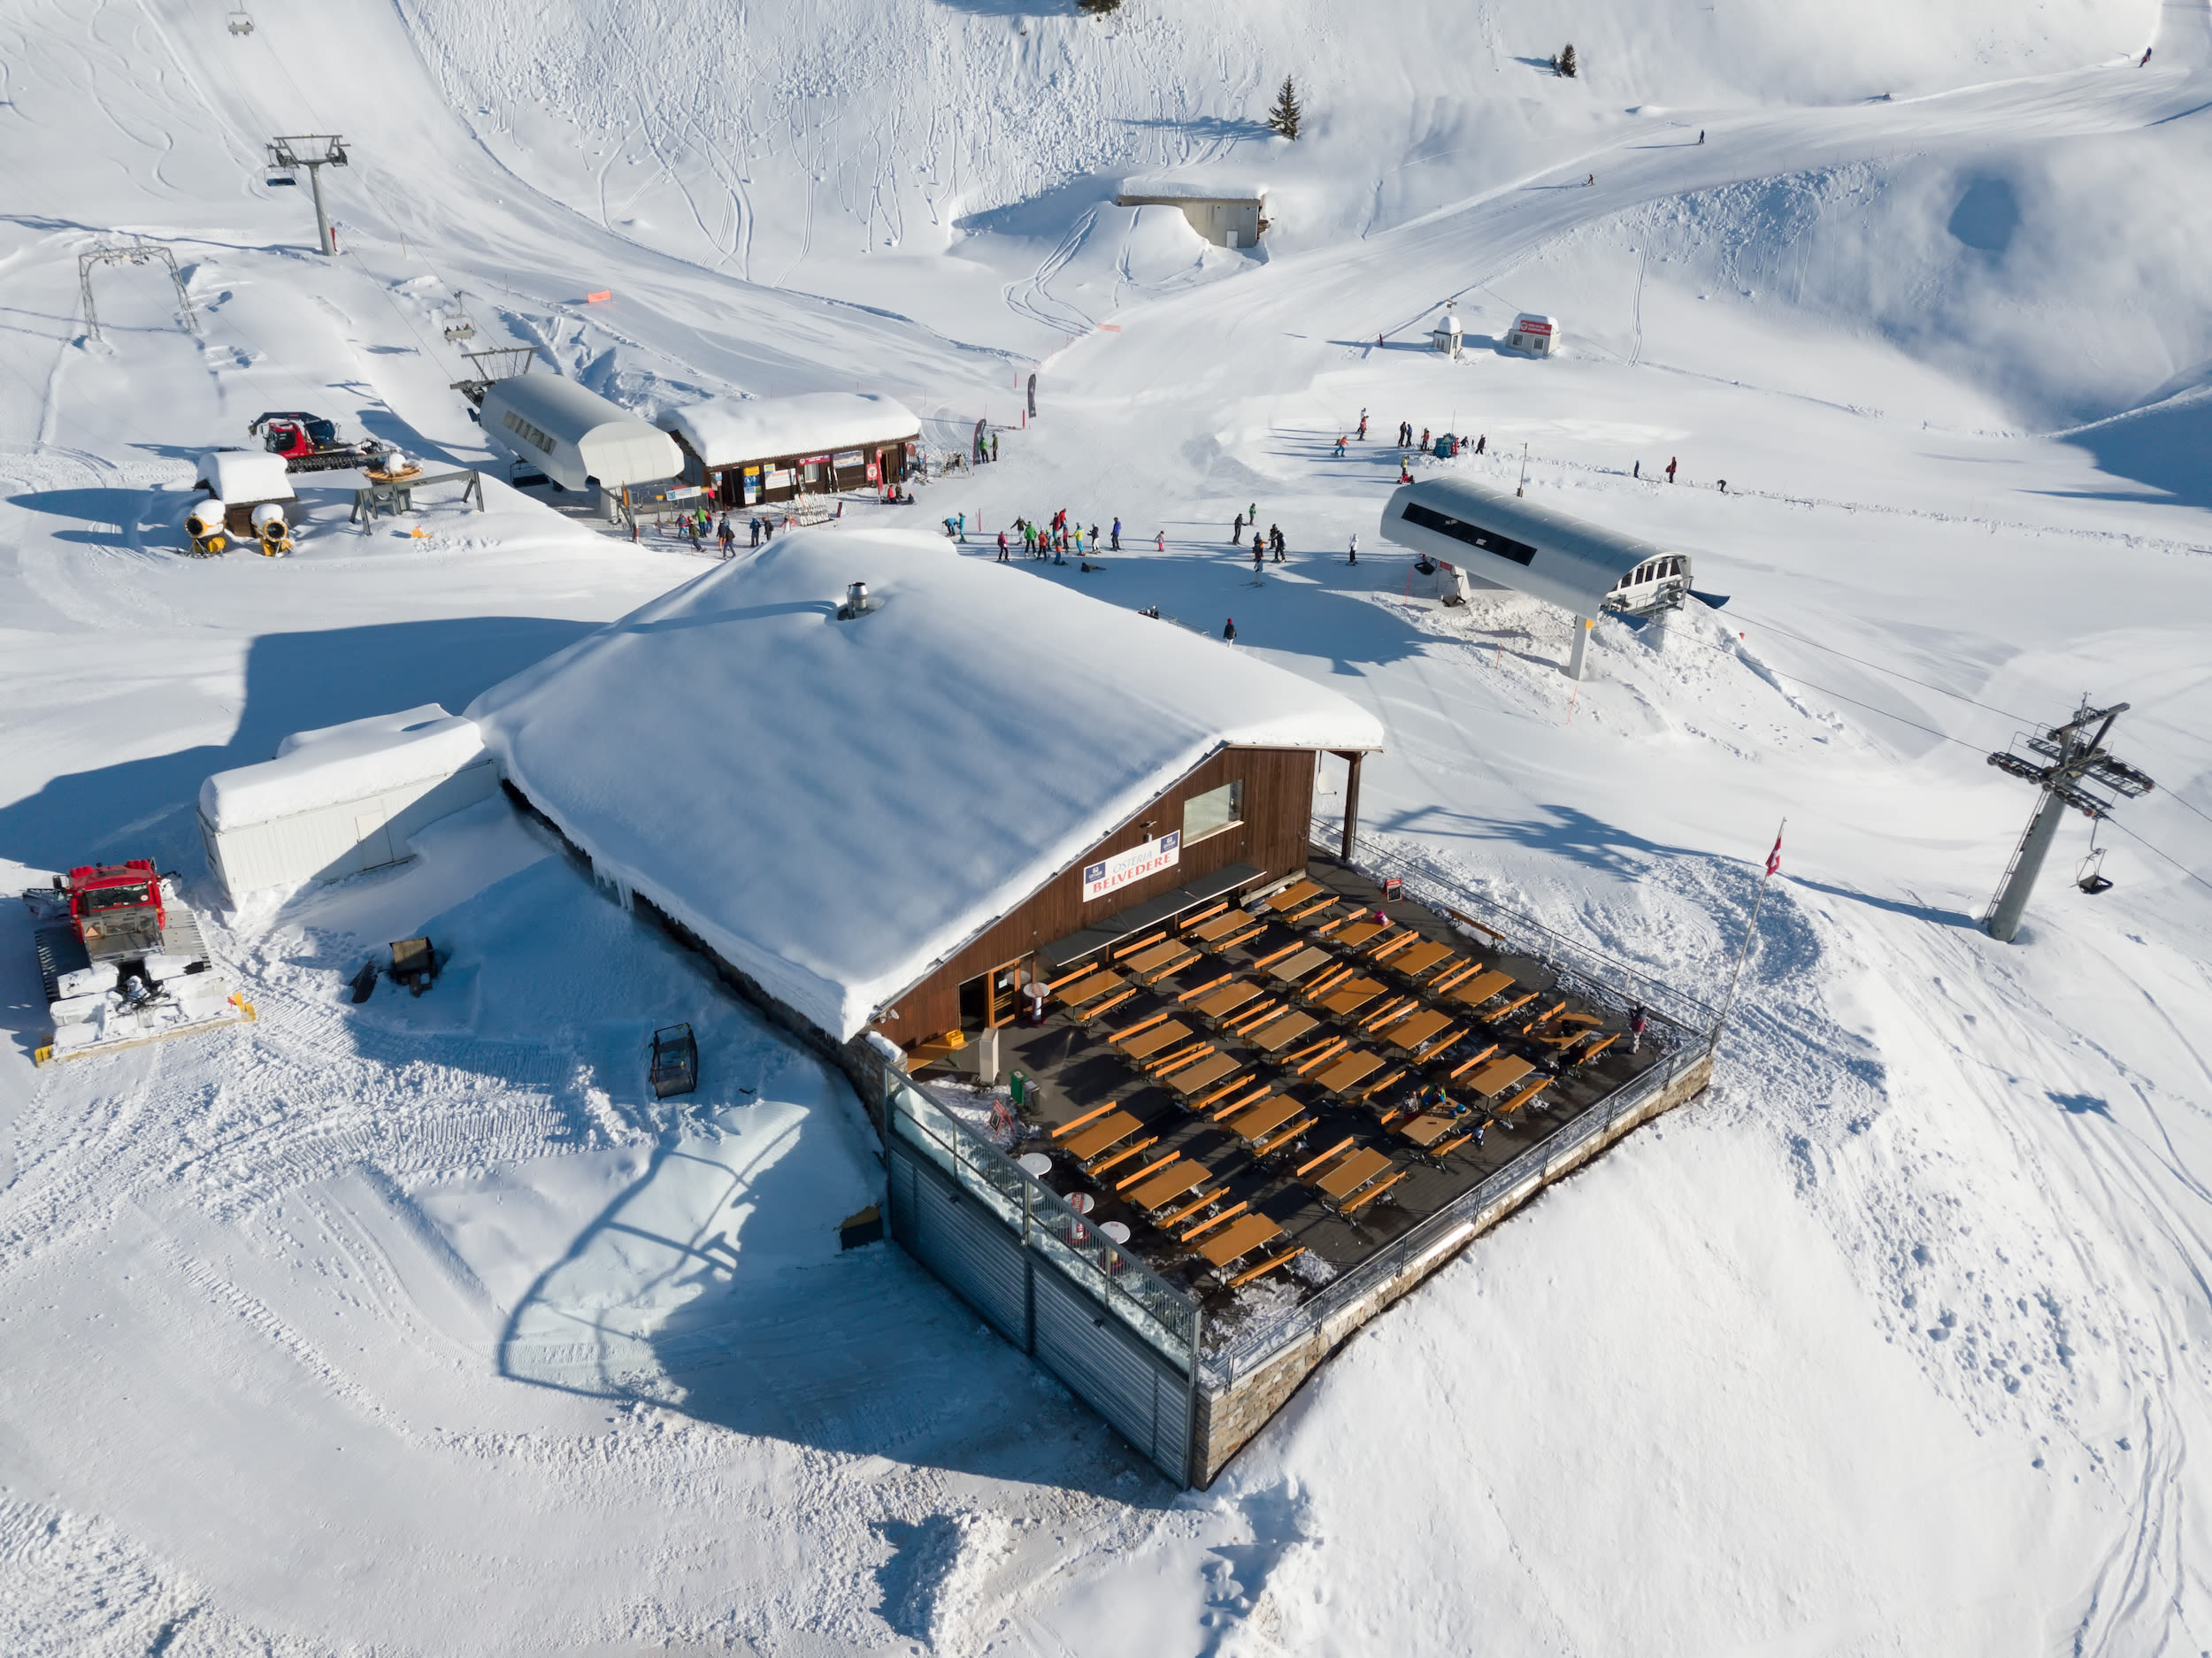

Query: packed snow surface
[[469, 529, 1384, 1040], [667, 392, 922, 467], [198, 706, 488, 831], [4, 0, 2212, 1652]]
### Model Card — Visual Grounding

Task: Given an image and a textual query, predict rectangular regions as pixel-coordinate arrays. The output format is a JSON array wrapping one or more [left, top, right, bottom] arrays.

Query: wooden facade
[[671, 430, 919, 510], [872, 745, 1318, 1045]]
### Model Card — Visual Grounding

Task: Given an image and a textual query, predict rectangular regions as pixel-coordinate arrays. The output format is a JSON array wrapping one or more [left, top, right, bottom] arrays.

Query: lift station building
[[660, 392, 921, 510], [478, 374, 682, 496]]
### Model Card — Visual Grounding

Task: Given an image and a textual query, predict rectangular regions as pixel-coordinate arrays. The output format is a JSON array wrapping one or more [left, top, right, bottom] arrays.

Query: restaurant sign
[[1083, 831, 1180, 902]]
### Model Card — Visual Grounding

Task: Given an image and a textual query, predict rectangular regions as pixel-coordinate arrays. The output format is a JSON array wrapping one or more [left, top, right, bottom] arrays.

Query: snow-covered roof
[[1381, 476, 1673, 617], [196, 450, 295, 503], [1510, 313, 1560, 329], [468, 529, 1385, 1042], [198, 705, 489, 829], [662, 392, 920, 469], [481, 375, 682, 489], [1115, 178, 1267, 203]]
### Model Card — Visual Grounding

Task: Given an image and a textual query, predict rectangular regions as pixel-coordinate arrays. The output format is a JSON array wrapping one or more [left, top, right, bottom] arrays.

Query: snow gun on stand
[[247, 411, 395, 474], [22, 861, 254, 1065]]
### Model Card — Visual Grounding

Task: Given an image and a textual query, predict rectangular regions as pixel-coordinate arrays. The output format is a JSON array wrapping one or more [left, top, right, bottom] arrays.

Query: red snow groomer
[[247, 411, 393, 474], [24, 861, 253, 1065]]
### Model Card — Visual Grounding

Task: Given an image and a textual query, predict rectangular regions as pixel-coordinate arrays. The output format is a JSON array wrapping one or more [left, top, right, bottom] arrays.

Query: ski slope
[[2, 0, 2210, 1653]]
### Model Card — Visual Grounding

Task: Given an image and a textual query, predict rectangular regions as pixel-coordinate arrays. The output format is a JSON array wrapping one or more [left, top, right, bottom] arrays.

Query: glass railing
[[887, 1078, 1199, 1370]]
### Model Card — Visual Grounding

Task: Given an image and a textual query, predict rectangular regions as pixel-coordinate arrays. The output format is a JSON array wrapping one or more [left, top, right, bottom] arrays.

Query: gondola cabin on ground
[[660, 392, 922, 511]]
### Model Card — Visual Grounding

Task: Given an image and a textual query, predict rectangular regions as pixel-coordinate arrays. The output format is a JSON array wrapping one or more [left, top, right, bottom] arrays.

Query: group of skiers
[[995, 509, 1135, 564]]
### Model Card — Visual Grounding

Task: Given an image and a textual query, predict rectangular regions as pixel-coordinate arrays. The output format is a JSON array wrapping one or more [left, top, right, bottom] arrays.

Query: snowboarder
[[1110, 517, 1121, 550], [1586, 173, 1594, 187], [1665, 456, 1678, 483], [1627, 1005, 1647, 1054], [1347, 533, 1358, 565], [1233, 510, 1244, 543], [1223, 617, 1237, 641], [1357, 409, 1369, 440], [1398, 458, 1413, 483]]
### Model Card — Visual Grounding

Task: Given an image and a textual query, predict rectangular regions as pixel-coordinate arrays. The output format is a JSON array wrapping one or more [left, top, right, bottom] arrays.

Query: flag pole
[[1711, 817, 1785, 1050]]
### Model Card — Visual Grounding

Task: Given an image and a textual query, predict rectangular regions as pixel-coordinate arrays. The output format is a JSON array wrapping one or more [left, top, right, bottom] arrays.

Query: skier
[[1586, 173, 1594, 187], [1475, 434, 1486, 456], [1698, 129, 1706, 144], [2140, 46, 2154, 65], [1156, 529, 1165, 552], [1110, 517, 1121, 551], [1419, 427, 1430, 450], [1252, 537, 1264, 574], [1247, 501, 1257, 527], [1223, 617, 1237, 641], [717, 517, 734, 556], [1270, 525, 1285, 562], [1398, 457, 1413, 483], [1717, 480, 1728, 494], [1633, 460, 1640, 480], [749, 515, 762, 548], [1347, 533, 1358, 565], [1627, 1005, 1648, 1055], [1335, 434, 1348, 458], [990, 432, 1000, 461], [1357, 409, 1370, 441], [1088, 524, 1101, 551], [1072, 524, 1085, 557], [1666, 456, 1678, 483], [1233, 510, 1244, 543], [997, 529, 1010, 562]]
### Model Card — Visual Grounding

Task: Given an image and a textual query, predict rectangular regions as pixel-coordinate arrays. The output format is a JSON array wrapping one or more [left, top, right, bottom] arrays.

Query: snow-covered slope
[[3, 0, 2210, 1653]]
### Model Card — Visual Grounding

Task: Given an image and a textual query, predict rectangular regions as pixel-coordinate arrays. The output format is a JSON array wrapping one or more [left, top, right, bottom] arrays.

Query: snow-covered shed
[[660, 392, 921, 510], [479, 375, 681, 494], [1114, 179, 1267, 249], [195, 449, 296, 538], [198, 705, 501, 901], [468, 529, 1385, 1049], [1505, 312, 1561, 357]]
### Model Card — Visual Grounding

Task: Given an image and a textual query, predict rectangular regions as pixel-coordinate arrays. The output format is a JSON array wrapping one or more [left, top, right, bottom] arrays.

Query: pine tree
[[1559, 43, 1578, 77], [1267, 76, 1302, 140]]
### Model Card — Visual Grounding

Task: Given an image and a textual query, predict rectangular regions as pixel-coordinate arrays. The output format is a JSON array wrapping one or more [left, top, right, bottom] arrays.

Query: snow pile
[[192, 450, 293, 503], [665, 392, 920, 467], [469, 528, 1384, 1039], [197, 706, 488, 831]]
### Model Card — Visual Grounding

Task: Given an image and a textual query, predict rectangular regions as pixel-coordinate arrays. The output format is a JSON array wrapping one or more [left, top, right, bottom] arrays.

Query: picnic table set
[[1011, 874, 1637, 1296]]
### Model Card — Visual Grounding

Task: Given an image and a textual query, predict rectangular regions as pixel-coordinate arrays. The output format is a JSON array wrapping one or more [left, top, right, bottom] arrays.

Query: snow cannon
[[187, 498, 228, 555], [251, 501, 292, 555]]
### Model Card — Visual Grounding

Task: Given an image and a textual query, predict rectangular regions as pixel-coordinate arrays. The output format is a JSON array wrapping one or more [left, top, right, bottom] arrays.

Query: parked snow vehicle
[[247, 411, 394, 473], [24, 862, 255, 1065]]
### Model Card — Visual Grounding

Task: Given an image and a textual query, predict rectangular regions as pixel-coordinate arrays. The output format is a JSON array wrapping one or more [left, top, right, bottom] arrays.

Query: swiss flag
[[1765, 829, 1784, 878]]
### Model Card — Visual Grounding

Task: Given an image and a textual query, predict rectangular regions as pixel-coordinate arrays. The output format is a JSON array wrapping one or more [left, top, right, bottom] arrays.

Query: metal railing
[[1199, 1030, 1712, 1387], [884, 1075, 1202, 1370], [1310, 815, 1717, 1039]]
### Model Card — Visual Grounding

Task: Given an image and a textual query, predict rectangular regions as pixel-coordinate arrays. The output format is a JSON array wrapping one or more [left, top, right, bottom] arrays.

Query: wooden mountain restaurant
[[659, 390, 921, 510], [468, 528, 1717, 1487]]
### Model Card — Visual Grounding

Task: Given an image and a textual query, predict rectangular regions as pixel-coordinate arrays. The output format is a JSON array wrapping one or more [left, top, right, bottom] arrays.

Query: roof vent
[[837, 580, 877, 620]]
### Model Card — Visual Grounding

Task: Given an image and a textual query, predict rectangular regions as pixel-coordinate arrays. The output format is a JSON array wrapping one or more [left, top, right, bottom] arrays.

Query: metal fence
[[882, 1074, 1202, 1370], [1310, 815, 1717, 1039]]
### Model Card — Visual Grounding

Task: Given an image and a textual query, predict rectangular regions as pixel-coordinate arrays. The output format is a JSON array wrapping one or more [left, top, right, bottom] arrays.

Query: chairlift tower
[[1982, 700, 2154, 941], [78, 239, 201, 344], [266, 134, 349, 256]]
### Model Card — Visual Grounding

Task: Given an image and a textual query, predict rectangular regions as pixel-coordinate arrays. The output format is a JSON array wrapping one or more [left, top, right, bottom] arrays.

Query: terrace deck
[[991, 853, 1668, 1322]]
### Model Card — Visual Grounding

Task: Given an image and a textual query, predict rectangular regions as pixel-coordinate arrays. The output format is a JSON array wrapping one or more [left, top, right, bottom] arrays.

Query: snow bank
[[468, 529, 1384, 1040], [665, 392, 920, 467], [199, 706, 488, 830]]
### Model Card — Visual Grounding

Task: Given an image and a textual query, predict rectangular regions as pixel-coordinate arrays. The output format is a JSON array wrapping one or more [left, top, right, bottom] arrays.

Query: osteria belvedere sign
[[1083, 832, 1180, 902]]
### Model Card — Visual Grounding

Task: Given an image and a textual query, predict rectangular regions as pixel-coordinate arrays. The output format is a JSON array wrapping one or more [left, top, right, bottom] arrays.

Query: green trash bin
[[1010, 1070, 1027, 1106]]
